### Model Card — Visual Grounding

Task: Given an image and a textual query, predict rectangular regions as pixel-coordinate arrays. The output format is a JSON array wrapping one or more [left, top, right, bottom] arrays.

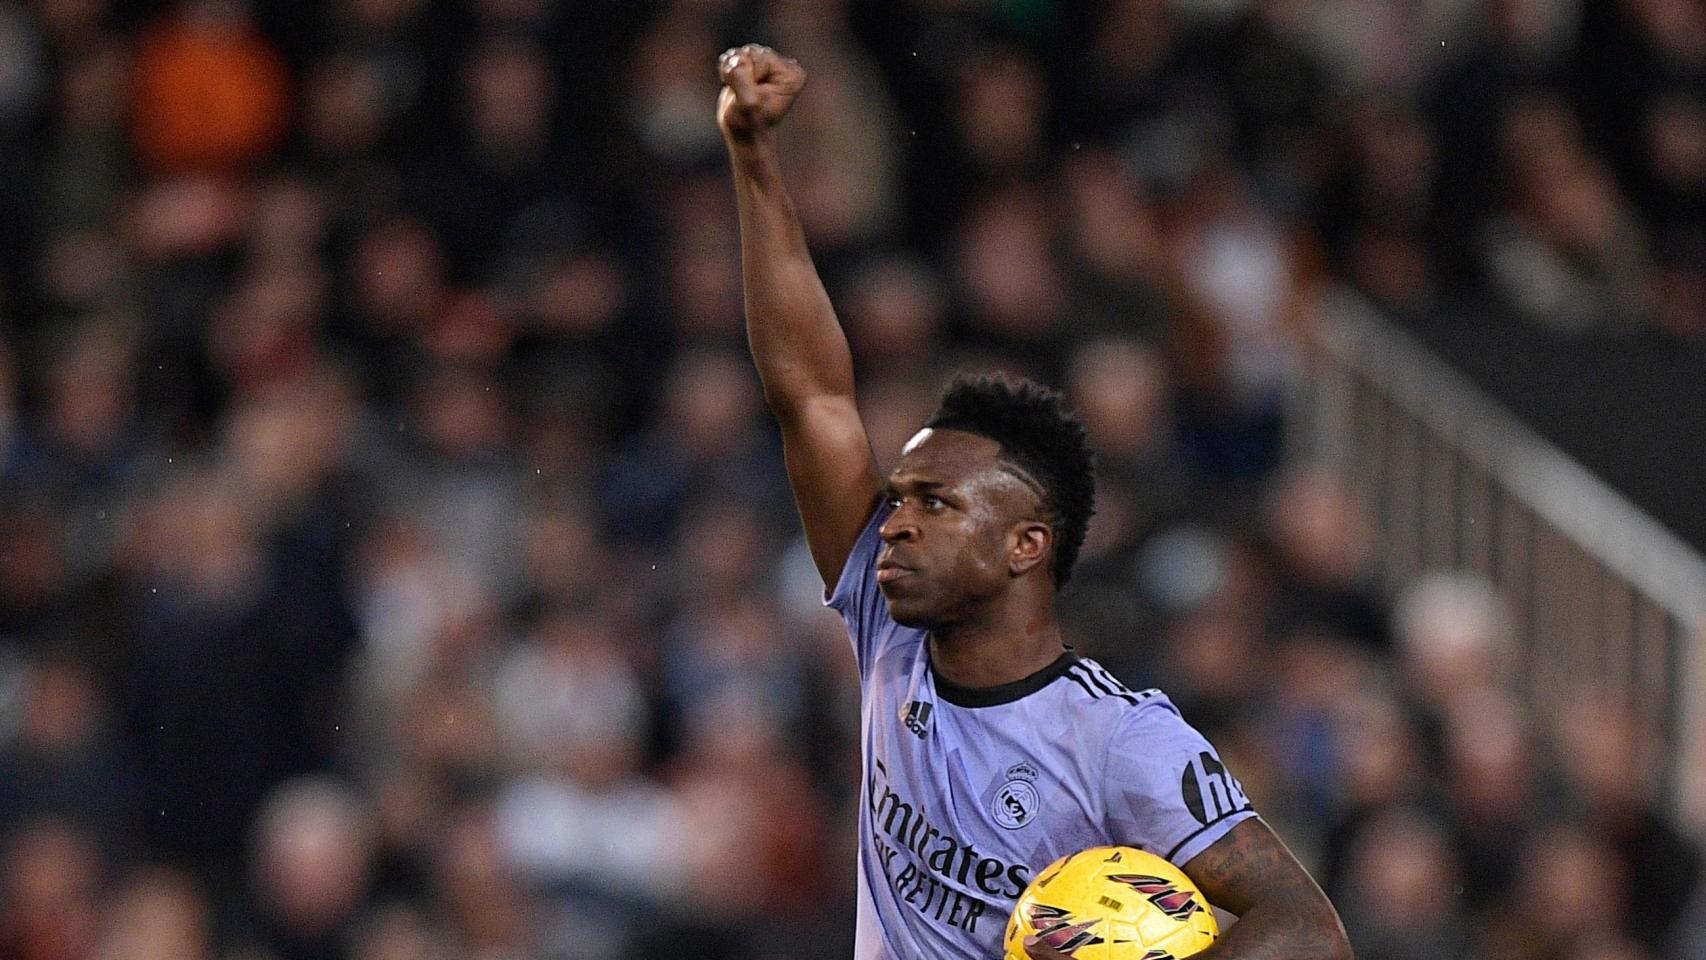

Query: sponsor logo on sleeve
[[1179, 751, 1249, 826]]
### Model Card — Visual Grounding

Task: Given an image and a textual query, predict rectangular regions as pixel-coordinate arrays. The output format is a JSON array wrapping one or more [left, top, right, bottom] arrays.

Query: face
[[875, 428, 1052, 628]]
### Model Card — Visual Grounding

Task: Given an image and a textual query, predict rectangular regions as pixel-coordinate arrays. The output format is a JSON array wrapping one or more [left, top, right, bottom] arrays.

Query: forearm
[[1194, 895, 1352, 960], [728, 137, 858, 413], [1178, 819, 1353, 960]]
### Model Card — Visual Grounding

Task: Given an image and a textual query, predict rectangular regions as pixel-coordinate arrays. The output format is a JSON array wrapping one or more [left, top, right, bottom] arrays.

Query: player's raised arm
[[717, 44, 883, 585]]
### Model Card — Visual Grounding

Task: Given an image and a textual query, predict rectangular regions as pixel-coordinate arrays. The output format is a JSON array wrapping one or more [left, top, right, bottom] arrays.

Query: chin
[[887, 606, 934, 629], [882, 594, 940, 630]]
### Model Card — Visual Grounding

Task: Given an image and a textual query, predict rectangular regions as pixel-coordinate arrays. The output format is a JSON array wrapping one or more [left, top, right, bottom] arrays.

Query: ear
[[1009, 520, 1053, 578]]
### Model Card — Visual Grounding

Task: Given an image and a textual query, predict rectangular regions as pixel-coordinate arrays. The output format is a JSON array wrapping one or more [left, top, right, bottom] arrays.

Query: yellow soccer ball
[[1003, 846, 1218, 960]]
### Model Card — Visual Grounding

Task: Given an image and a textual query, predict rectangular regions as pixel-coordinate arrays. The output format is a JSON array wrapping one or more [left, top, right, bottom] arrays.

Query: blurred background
[[0, 0, 1702, 959]]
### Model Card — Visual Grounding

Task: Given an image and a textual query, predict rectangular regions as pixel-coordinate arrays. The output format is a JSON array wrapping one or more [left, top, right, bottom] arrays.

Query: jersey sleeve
[[1103, 697, 1258, 868], [824, 503, 897, 676]]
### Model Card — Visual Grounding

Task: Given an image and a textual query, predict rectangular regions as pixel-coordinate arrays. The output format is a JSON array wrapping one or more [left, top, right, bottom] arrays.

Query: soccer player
[[717, 44, 1353, 960]]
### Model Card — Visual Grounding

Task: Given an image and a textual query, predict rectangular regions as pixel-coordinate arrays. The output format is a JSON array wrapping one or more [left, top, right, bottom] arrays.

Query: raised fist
[[717, 44, 805, 146]]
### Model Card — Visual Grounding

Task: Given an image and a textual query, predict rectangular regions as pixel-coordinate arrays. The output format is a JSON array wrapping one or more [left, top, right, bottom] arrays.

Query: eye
[[922, 495, 945, 511]]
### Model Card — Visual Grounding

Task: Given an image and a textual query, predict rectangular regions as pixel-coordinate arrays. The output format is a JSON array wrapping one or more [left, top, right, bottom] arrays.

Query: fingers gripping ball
[[1004, 847, 1218, 960]]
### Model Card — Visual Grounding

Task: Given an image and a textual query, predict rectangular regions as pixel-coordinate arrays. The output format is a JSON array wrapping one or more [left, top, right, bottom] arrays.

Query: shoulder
[[1055, 656, 1167, 714], [1060, 667, 1218, 776], [1097, 685, 1220, 755], [1043, 657, 1182, 758]]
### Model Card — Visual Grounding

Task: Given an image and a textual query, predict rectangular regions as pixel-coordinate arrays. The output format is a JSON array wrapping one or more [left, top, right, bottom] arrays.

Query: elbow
[[760, 377, 810, 418], [755, 364, 823, 418], [1273, 910, 1352, 960], [1265, 892, 1354, 960], [762, 383, 812, 427], [1287, 872, 1352, 960], [760, 375, 855, 426], [1319, 902, 1354, 960], [1204, 897, 1352, 960]]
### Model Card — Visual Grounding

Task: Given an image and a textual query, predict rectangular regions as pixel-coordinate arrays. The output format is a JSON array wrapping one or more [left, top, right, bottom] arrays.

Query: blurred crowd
[[0, 1, 1702, 960]]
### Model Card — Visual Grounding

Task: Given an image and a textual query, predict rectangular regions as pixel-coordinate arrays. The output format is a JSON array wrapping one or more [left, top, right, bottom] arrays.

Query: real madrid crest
[[991, 761, 1041, 829]]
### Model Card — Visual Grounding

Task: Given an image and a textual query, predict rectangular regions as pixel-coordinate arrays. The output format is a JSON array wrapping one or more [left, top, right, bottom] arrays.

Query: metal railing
[[1292, 290, 1706, 828]]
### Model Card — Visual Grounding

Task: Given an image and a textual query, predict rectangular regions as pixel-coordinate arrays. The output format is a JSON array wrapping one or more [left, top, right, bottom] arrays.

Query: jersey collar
[[930, 649, 1080, 708]]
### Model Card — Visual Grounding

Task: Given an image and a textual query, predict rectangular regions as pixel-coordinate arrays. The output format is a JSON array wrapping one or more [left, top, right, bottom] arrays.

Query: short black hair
[[924, 373, 1096, 587]]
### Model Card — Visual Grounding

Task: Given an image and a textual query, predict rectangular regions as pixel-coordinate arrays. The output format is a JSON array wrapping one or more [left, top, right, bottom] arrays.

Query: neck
[[927, 598, 1065, 690]]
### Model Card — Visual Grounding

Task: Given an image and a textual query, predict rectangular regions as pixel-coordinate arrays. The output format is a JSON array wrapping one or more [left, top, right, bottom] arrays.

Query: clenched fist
[[717, 44, 805, 148]]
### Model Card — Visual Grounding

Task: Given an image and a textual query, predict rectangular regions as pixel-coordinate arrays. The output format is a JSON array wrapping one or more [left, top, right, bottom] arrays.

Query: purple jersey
[[828, 507, 1258, 959]]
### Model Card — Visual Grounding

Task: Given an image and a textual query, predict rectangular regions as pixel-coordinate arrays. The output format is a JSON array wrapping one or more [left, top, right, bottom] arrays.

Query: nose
[[879, 510, 916, 544]]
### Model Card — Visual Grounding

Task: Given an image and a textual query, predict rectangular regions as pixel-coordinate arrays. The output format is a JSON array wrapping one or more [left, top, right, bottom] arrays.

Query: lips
[[876, 560, 915, 584]]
